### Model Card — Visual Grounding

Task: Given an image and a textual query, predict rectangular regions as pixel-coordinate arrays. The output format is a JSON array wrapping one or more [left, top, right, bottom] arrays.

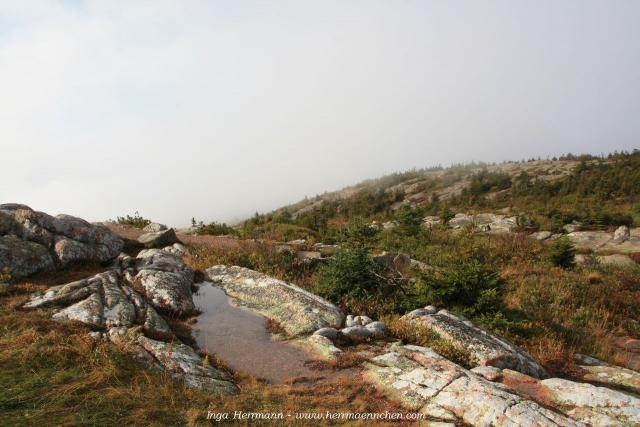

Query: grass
[[382, 315, 476, 369], [0, 266, 414, 426], [183, 241, 318, 290]]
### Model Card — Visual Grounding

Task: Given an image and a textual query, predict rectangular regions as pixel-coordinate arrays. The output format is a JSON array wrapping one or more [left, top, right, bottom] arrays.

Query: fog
[[1, 1, 639, 226]]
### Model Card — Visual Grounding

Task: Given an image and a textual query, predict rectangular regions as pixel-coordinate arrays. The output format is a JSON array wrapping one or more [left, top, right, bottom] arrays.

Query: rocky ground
[[3, 204, 640, 426]]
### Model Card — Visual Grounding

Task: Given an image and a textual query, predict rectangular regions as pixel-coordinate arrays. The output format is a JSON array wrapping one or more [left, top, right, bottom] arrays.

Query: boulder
[[143, 222, 167, 233], [295, 251, 323, 263], [349, 315, 373, 326], [0, 204, 123, 278], [0, 235, 54, 278], [447, 213, 518, 233], [474, 214, 519, 234], [135, 270, 195, 314], [304, 334, 343, 358], [401, 308, 547, 378], [204, 265, 344, 336], [132, 250, 195, 314], [422, 216, 441, 229], [285, 239, 307, 250], [341, 326, 375, 342], [365, 345, 578, 426], [530, 230, 553, 241], [448, 213, 474, 229], [563, 223, 582, 233], [373, 252, 426, 274], [382, 221, 397, 230], [137, 228, 178, 249], [339, 317, 387, 343], [567, 231, 612, 251], [312, 243, 340, 257], [607, 228, 640, 253], [313, 327, 340, 341], [137, 336, 237, 394], [613, 225, 630, 243], [574, 354, 640, 394]]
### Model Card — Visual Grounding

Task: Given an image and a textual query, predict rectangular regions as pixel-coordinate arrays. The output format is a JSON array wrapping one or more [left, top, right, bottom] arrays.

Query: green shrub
[[340, 218, 379, 246], [394, 205, 424, 236], [416, 259, 504, 317], [191, 218, 237, 236], [0, 268, 11, 286], [116, 211, 151, 229], [546, 237, 576, 269], [440, 207, 455, 224], [317, 244, 385, 303], [467, 169, 512, 196], [242, 223, 317, 241]]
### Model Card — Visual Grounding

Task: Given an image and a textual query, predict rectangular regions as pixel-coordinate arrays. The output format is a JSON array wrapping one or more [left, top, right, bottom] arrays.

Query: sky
[[1, 1, 639, 226]]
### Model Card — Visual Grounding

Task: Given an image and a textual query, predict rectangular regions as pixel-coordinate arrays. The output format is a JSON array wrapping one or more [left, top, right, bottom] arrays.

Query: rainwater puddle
[[192, 282, 319, 384]]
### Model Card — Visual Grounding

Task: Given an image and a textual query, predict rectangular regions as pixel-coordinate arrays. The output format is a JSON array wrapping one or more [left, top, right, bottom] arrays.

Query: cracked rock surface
[[204, 265, 344, 336], [365, 345, 578, 426], [403, 308, 548, 378], [23, 245, 236, 395], [0, 204, 123, 278]]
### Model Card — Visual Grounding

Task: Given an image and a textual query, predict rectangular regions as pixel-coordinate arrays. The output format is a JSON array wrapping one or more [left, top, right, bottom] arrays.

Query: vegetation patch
[[116, 211, 151, 229]]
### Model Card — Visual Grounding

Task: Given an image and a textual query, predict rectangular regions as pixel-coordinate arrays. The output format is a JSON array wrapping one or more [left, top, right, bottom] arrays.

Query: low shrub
[[191, 218, 237, 236], [317, 244, 385, 303], [546, 237, 576, 269], [415, 259, 505, 318], [116, 211, 151, 229]]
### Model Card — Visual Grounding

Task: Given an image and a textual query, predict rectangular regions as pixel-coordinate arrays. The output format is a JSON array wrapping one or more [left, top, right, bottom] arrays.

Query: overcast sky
[[1, 1, 639, 226]]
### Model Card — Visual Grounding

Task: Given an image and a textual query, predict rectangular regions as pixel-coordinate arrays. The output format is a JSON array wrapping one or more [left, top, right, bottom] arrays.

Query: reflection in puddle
[[192, 282, 319, 384]]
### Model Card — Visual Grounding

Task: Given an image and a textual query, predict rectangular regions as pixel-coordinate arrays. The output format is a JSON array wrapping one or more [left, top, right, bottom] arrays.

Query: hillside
[[239, 151, 640, 242]]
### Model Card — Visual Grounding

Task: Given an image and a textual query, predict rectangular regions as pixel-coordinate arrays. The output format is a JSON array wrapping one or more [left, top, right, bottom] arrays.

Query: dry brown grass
[[500, 260, 640, 375], [183, 242, 318, 290], [1, 267, 415, 426], [382, 315, 475, 369]]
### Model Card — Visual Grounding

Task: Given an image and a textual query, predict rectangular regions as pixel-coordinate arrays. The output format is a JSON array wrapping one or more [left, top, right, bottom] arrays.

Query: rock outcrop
[[495, 368, 640, 426], [367, 344, 640, 426], [373, 252, 428, 274], [132, 249, 195, 315], [138, 228, 179, 249], [23, 246, 235, 394], [0, 204, 123, 278], [613, 225, 631, 243], [365, 345, 578, 426], [447, 213, 519, 234], [575, 253, 637, 267], [204, 265, 344, 336], [403, 307, 547, 378], [567, 228, 640, 254], [574, 354, 640, 395]]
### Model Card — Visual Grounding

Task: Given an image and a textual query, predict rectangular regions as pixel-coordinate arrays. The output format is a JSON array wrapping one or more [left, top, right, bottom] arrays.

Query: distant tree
[[395, 205, 424, 236]]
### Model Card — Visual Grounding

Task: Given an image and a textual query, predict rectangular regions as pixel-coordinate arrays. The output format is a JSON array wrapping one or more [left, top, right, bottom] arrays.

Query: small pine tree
[[546, 237, 576, 269]]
